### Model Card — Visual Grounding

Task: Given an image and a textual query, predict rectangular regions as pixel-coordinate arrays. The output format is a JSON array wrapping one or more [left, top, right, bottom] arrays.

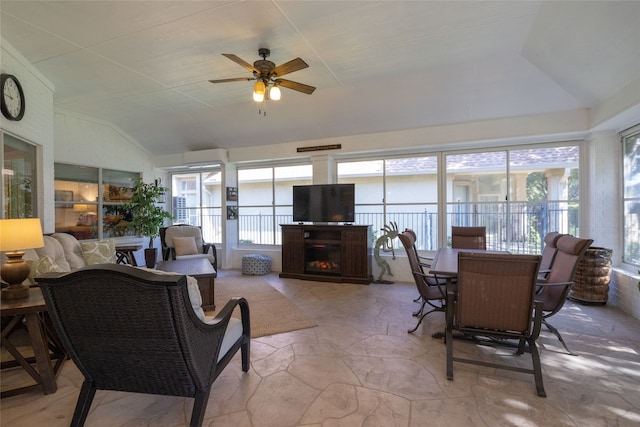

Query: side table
[[157, 259, 216, 310], [1, 288, 68, 398], [115, 244, 143, 266]]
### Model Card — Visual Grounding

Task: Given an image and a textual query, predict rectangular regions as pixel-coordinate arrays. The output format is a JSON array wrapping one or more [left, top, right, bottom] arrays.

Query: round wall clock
[[1, 73, 26, 121]]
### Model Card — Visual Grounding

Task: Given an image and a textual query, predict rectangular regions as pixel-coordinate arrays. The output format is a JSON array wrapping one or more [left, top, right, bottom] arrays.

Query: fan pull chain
[[259, 97, 267, 116]]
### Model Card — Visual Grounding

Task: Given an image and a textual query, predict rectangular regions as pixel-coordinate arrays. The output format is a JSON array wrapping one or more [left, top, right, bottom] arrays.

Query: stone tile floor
[[1, 270, 639, 426]]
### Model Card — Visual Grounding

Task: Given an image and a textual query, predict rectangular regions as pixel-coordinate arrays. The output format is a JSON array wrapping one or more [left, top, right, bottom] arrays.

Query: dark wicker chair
[[398, 230, 447, 333], [536, 235, 593, 355], [451, 226, 486, 250], [37, 264, 250, 427], [446, 252, 545, 397]]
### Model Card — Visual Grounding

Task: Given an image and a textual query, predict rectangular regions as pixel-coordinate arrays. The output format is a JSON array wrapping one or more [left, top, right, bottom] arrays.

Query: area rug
[[205, 275, 317, 338]]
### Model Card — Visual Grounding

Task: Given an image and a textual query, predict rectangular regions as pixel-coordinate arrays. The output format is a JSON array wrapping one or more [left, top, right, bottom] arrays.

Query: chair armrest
[[203, 243, 217, 268], [417, 255, 434, 268], [537, 281, 572, 288]]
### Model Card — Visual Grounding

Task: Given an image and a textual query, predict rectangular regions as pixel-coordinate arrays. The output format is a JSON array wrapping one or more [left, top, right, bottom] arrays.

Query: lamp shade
[[0, 218, 44, 252], [253, 79, 266, 102], [269, 85, 281, 101]]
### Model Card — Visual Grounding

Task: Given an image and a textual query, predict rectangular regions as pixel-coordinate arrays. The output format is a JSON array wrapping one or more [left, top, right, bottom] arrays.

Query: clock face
[[1, 74, 25, 121]]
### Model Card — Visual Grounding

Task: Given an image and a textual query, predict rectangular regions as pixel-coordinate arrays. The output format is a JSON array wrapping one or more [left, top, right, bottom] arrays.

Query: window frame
[[54, 163, 140, 240], [2, 132, 38, 219], [622, 124, 640, 267], [237, 161, 313, 246]]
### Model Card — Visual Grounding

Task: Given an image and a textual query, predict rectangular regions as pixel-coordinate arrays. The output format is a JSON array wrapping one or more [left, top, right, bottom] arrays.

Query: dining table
[[429, 248, 510, 277]]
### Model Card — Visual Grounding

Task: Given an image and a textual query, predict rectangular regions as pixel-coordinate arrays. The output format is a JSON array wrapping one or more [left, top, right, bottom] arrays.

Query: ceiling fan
[[209, 48, 316, 101]]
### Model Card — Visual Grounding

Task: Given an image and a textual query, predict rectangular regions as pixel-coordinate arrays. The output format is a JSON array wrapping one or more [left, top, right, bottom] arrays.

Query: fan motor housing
[[253, 60, 275, 76]]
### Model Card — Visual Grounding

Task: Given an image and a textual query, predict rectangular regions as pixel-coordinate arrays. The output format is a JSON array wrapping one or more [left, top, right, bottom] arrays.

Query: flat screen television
[[293, 184, 355, 223]]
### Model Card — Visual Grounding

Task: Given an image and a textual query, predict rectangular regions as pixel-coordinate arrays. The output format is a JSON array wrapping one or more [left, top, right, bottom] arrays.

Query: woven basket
[[569, 247, 612, 304]]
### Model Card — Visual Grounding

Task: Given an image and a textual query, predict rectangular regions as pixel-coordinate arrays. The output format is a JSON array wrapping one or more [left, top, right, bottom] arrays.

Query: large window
[[237, 164, 312, 245], [445, 146, 579, 252], [336, 144, 579, 253], [3, 133, 37, 218], [623, 126, 640, 267], [170, 169, 223, 244], [54, 163, 139, 240], [337, 156, 439, 250]]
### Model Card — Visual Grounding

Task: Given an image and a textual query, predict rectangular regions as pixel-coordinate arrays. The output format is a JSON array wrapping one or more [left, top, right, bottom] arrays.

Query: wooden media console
[[280, 224, 372, 284]]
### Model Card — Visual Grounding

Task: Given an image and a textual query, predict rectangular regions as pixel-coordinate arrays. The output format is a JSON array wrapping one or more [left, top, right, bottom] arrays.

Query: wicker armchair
[[446, 252, 545, 397], [451, 226, 486, 250], [37, 264, 250, 427]]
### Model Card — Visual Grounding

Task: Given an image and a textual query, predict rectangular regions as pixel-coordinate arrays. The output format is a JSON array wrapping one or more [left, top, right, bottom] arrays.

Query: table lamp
[[0, 218, 44, 299]]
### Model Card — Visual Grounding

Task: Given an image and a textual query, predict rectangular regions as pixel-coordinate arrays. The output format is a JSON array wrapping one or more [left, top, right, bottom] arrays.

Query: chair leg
[[407, 304, 433, 333], [445, 300, 454, 380], [543, 319, 578, 356], [190, 387, 212, 427], [241, 340, 250, 372], [71, 380, 97, 427], [412, 296, 424, 316], [528, 337, 546, 397]]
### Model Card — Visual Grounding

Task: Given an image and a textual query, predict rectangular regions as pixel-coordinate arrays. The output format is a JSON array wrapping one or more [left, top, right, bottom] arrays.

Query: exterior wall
[[609, 270, 640, 318], [584, 132, 640, 319]]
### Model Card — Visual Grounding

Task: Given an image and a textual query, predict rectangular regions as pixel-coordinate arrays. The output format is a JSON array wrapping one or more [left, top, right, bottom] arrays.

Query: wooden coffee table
[[156, 258, 216, 310]]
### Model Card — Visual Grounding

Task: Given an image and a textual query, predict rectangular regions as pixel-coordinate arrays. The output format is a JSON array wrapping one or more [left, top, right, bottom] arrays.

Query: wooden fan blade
[[222, 53, 258, 73], [275, 79, 316, 95], [271, 58, 308, 77], [209, 77, 254, 83]]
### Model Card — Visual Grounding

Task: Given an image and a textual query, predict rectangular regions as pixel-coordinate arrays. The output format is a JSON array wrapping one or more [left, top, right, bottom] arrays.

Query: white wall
[[1, 39, 55, 230], [1, 39, 157, 242]]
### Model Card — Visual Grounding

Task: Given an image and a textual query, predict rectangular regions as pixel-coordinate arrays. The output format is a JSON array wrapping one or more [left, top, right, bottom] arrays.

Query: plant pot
[[144, 248, 158, 269]]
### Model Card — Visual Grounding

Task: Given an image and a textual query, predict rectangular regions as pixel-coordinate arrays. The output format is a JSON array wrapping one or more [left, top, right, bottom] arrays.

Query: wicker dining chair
[[451, 226, 486, 250], [446, 252, 545, 397], [37, 264, 250, 427], [398, 230, 447, 333]]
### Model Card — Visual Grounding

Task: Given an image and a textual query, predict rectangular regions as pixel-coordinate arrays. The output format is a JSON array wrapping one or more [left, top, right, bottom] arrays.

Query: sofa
[[0, 233, 117, 287], [2, 232, 209, 315]]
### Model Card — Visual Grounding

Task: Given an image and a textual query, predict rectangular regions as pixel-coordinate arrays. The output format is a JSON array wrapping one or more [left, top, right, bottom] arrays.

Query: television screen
[[293, 184, 355, 223]]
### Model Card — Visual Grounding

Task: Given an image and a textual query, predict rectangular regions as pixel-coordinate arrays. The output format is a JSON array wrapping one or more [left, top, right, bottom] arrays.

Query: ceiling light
[[253, 80, 265, 102], [269, 84, 281, 101]]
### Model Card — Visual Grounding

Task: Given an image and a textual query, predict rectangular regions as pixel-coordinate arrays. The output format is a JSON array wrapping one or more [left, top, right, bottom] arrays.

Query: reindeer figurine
[[373, 221, 399, 283]]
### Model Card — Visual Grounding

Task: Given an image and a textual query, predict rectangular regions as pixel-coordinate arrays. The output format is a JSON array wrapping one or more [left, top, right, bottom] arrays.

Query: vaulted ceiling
[[1, 1, 638, 156]]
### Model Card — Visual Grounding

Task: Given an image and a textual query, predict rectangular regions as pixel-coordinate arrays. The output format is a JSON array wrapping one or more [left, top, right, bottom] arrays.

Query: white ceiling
[[1, 1, 639, 156]]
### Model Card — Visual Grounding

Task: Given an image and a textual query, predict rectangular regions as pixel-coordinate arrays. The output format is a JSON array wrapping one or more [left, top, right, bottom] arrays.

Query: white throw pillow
[[173, 236, 198, 256]]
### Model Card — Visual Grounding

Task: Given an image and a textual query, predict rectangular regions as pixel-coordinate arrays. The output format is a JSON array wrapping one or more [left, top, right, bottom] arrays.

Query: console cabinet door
[[342, 228, 370, 279], [281, 227, 304, 274]]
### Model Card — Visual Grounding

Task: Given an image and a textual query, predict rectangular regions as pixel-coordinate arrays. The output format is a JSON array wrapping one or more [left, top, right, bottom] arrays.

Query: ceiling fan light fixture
[[253, 79, 266, 102], [252, 91, 264, 102], [269, 84, 281, 101]]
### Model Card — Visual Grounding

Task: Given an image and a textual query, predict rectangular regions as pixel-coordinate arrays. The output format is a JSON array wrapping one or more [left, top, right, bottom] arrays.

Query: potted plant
[[123, 179, 173, 268]]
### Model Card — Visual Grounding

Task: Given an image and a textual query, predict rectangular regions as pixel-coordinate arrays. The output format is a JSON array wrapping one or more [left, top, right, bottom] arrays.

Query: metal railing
[[175, 201, 578, 255]]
